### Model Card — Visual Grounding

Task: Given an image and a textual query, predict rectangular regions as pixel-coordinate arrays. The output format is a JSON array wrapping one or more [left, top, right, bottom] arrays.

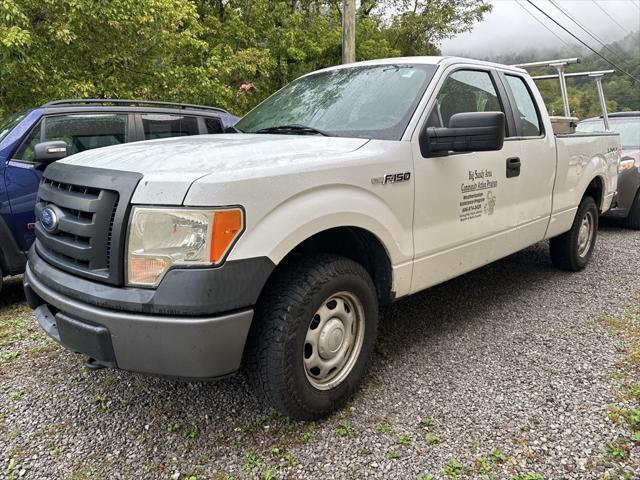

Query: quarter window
[[427, 70, 504, 129], [13, 122, 42, 161], [505, 75, 542, 137], [204, 117, 223, 134]]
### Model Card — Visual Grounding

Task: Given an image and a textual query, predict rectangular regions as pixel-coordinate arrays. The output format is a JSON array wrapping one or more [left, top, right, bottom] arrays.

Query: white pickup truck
[[24, 57, 620, 419]]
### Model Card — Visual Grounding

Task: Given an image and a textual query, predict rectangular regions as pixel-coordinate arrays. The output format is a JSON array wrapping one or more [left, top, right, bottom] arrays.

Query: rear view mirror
[[34, 141, 68, 166], [421, 111, 505, 157]]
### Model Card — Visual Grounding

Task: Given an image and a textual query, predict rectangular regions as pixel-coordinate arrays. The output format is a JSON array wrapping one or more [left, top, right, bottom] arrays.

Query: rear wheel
[[624, 189, 640, 230], [550, 196, 598, 271], [0, 265, 3, 295], [245, 254, 378, 420]]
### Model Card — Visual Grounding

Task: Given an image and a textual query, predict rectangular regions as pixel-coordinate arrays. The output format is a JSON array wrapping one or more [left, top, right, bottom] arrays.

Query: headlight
[[126, 206, 244, 287]]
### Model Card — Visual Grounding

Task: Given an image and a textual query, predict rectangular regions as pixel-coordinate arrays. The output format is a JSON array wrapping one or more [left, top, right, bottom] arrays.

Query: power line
[[548, 0, 630, 65], [524, 0, 639, 83], [590, 0, 631, 35], [515, 0, 574, 49]]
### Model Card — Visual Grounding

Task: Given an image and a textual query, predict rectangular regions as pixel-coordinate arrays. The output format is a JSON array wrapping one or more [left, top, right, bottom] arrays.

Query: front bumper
[[24, 258, 257, 379]]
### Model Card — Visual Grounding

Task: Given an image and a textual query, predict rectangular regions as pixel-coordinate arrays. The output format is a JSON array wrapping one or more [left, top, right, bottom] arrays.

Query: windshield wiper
[[255, 124, 329, 136]]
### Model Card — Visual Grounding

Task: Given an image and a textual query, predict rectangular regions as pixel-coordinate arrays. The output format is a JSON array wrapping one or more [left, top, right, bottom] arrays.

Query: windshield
[[236, 64, 438, 141], [577, 117, 640, 149], [0, 111, 28, 144]]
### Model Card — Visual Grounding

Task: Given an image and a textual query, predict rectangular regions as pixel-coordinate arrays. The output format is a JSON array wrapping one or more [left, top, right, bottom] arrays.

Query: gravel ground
[[1, 223, 638, 480]]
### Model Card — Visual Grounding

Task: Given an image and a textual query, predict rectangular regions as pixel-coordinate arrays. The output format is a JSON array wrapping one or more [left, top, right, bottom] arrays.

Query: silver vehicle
[[578, 112, 640, 229]]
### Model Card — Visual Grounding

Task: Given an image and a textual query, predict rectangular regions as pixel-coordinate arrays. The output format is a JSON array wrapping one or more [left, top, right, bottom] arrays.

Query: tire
[[550, 195, 599, 271], [624, 189, 640, 230], [245, 254, 379, 420], [0, 265, 3, 296]]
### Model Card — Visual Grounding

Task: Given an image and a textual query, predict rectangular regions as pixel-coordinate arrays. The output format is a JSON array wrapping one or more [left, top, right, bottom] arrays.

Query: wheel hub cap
[[303, 292, 366, 391], [577, 212, 593, 258], [318, 319, 345, 359]]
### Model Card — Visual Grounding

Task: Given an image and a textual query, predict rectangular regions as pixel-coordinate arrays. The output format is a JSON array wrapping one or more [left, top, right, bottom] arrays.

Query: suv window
[[15, 113, 129, 161], [205, 117, 223, 134], [13, 122, 43, 161], [505, 75, 542, 137], [427, 70, 504, 130], [45, 114, 129, 155], [141, 114, 200, 140]]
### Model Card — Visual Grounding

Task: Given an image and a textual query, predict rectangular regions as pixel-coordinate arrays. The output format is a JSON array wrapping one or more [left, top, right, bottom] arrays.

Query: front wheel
[[624, 189, 640, 230], [245, 254, 379, 420], [550, 195, 599, 271]]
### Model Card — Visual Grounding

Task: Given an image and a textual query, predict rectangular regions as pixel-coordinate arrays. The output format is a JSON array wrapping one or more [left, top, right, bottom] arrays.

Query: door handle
[[506, 157, 521, 178]]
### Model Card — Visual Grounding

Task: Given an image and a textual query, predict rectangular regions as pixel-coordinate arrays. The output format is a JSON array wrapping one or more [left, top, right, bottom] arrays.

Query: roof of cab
[[305, 56, 529, 76]]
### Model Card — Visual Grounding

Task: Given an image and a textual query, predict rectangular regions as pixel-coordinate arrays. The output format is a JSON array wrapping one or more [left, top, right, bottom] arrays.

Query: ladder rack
[[512, 58, 615, 130]]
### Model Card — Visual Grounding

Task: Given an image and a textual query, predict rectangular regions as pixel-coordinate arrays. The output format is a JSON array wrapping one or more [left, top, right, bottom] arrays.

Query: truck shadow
[[0, 275, 26, 309], [373, 241, 554, 364]]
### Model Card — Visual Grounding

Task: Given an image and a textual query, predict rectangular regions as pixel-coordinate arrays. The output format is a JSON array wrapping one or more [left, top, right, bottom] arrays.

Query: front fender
[[232, 184, 411, 265]]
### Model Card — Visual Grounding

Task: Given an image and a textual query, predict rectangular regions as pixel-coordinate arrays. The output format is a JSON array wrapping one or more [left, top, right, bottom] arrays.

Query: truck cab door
[[498, 72, 555, 238], [410, 67, 522, 293]]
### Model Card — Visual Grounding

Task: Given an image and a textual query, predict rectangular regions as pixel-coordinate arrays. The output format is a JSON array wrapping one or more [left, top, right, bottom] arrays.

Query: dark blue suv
[[0, 99, 238, 292]]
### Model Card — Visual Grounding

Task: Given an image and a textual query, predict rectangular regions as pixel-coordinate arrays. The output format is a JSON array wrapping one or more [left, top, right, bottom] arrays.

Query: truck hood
[[58, 134, 369, 204]]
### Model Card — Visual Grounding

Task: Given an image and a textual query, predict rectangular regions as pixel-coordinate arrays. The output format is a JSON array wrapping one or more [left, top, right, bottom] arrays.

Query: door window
[[141, 114, 200, 139], [505, 75, 542, 137], [46, 114, 128, 156], [427, 70, 504, 129]]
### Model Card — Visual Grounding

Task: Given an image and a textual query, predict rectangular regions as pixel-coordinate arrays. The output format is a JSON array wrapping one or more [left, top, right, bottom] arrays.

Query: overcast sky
[[440, 0, 640, 57]]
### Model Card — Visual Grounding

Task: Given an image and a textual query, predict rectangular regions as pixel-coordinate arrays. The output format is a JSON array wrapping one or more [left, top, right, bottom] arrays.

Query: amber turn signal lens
[[210, 209, 244, 263], [128, 257, 170, 286]]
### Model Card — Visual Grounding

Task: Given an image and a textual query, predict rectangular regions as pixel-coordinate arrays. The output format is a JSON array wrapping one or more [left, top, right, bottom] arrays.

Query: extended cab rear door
[[410, 66, 523, 293], [497, 71, 555, 240]]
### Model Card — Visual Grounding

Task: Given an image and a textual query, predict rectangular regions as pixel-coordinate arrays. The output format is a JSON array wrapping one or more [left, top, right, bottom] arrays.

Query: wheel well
[[275, 227, 394, 305], [584, 176, 604, 212]]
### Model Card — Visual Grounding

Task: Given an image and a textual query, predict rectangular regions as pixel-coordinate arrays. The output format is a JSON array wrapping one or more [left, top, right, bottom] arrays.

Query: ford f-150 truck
[[24, 57, 620, 420]]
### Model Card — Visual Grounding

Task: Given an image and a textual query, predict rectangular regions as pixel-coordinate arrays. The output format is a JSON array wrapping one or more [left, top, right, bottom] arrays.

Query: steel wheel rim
[[577, 210, 594, 258], [303, 291, 365, 391]]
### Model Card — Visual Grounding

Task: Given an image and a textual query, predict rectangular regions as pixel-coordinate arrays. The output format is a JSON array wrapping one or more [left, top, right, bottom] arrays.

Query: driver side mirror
[[34, 141, 68, 166], [420, 111, 505, 157]]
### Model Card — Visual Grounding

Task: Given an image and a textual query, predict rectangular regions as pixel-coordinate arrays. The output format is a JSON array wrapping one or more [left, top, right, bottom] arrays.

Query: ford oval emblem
[[40, 207, 59, 233]]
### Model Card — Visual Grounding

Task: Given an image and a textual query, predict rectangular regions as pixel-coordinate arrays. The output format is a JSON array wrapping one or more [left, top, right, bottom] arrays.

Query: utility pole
[[342, 0, 355, 64]]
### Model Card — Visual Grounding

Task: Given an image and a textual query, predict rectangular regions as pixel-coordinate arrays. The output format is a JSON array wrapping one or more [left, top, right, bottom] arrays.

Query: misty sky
[[441, 0, 640, 57]]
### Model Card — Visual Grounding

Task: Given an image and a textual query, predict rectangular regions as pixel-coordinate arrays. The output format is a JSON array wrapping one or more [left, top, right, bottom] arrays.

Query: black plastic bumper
[[27, 246, 274, 315], [24, 249, 273, 378]]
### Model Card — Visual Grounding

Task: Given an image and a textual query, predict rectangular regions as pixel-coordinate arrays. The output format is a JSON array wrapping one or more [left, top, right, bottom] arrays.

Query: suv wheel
[[550, 195, 598, 271], [245, 254, 379, 420], [624, 189, 640, 230]]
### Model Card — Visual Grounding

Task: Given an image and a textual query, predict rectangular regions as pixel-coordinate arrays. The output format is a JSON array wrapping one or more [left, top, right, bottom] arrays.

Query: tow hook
[[84, 357, 106, 370]]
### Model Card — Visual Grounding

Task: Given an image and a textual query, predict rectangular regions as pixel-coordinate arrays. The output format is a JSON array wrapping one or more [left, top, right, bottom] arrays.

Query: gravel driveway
[[1, 224, 638, 480]]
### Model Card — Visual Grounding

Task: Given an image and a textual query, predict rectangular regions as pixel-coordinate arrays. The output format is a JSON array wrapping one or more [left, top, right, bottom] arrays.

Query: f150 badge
[[371, 172, 411, 185]]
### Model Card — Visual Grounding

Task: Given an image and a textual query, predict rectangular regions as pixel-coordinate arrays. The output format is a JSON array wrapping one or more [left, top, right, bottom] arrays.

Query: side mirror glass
[[420, 111, 505, 157], [34, 141, 68, 165]]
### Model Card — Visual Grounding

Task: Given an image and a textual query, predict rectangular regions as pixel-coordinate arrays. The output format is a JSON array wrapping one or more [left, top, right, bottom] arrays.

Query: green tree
[[0, 0, 494, 117]]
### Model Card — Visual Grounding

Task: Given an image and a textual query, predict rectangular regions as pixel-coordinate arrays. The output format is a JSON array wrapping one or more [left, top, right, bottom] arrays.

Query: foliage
[[0, 0, 492, 117]]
